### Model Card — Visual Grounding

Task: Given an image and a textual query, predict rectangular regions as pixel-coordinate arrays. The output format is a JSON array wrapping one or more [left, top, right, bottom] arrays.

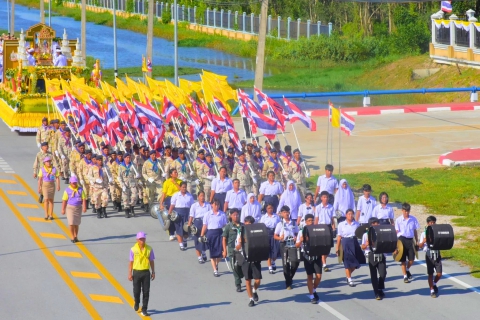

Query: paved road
[[0, 114, 479, 319]]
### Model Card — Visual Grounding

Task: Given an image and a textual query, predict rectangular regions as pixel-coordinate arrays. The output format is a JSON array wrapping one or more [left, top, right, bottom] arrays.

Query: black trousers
[[133, 270, 151, 311], [280, 243, 299, 288], [368, 253, 386, 294]]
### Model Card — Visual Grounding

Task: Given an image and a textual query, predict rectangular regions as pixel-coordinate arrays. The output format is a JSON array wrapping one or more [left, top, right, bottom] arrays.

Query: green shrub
[[162, 9, 172, 24], [126, 0, 134, 13]]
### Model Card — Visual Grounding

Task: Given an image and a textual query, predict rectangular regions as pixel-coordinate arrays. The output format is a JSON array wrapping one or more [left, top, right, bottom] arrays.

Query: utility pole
[[40, 0, 45, 23], [174, 0, 178, 85], [113, 0, 118, 78], [146, 0, 154, 78], [81, 0, 86, 62], [10, 0, 15, 35], [253, 0, 268, 92]]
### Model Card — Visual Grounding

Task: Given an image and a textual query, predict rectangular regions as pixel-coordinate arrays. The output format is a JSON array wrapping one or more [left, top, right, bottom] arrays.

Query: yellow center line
[[27, 216, 52, 223], [71, 271, 102, 280], [7, 190, 27, 195], [0, 179, 17, 184], [40, 233, 67, 239], [54, 251, 83, 258], [14, 174, 151, 320], [17, 203, 40, 209], [89, 294, 124, 304], [0, 188, 101, 319]]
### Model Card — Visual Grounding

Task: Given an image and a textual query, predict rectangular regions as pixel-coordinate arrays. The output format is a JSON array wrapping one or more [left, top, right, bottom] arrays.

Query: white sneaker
[[169, 235, 175, 241]]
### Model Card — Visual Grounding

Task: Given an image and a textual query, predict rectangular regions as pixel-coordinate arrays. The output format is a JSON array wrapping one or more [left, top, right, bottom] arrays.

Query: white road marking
[[318, 299, 350, 320], [417, 261, 480, 295], [343, 154, 441, 163], [0, 156, 15, 173]]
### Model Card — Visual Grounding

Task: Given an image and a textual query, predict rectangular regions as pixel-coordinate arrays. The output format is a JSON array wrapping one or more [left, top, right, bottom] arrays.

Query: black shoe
[[198, 258, 204, 264], [313, 292, 319, 300], [49, 216, 54, 220], [214, 270, 219, 277], [183, 241, 187, 249], [433, 285, 438, 294], [253, 292, 258, 302], [236, 285, 242, 292], [71, 240, 75, 243], [404, 277, 410, 283], [375, 294, 382, 300], [272, 264, 277, 271], [118, 203, 123, 212], [431, 292, 437, 298], [125, 208, 130, 218], [406, 271, 412, 280], [74, 237, 79, 242], [92, 207, 97, 214], [180, 246, 186, 251], [141, 310, 149, 316], [97, 209, 103, 219], [133, 303, 139, 311], [103, 207, 108, 218], [86, 200, 90, 210], [311, 296, 319, 304], [269, 269, 274, 274], [348, 281, 356, 287], [248, 300, 254, 307], [202, 254, 207, 262], [130, 206, 135, 217], [379, 289, 385, 298]]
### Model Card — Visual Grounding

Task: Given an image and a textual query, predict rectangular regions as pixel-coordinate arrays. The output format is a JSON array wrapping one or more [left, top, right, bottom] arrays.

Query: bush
[[161, 9, 172, 24], [125, 0, 134, 13]]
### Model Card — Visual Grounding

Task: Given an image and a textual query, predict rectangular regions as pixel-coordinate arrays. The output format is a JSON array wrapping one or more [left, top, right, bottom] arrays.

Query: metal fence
[[69, 1, 333, 40]]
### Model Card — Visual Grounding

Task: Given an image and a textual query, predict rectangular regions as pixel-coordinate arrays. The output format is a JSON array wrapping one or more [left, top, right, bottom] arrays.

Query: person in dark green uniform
[[222, 209, 244, 292]]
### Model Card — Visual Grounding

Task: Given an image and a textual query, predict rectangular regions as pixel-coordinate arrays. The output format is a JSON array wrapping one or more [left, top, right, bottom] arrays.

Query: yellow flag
[[45, 78, 62, 96], [179, 78, 203, 99], [201, 75, 231, 112], [165, 79, 187, 107], [115, 77, 133, 99], [141, 56, 148, 73], [202, 70, 228, 82], [136, 80, 153, 103], [125, 75, 141, 100], [329, 103, 341, 128], [70, 73, 85, 86], [146, 76, 166, 96]]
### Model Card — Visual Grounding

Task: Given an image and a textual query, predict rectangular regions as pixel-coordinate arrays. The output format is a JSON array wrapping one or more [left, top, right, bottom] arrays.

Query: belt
[[194, 218, 203, 221], [216, 192, 226, 195], [342, 236, 357, 239], [400, 236, 413, 240]]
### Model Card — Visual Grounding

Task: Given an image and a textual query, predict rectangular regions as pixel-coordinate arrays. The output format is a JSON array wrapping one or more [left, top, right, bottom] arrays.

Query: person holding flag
[[288, 149, 308, 202], [142, 150, 164, 213]]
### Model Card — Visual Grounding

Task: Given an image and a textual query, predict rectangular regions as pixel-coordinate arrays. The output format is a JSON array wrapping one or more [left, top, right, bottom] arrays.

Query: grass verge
[[307, 166, 480, 278]]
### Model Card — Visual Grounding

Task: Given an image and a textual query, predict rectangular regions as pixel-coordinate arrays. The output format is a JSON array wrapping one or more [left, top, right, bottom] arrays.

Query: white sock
[[323, 264, 327, 267], [250, 298, 254, 301], [252, 289, 256, 293], [404, 274, 407, 278], [431, 289, 434, 293], [180, 243, 184, 248], [308, 294, 314, 299], [269, 266, 273, 270], [198, 256, 202, 260], [347, 277, 352, 282]]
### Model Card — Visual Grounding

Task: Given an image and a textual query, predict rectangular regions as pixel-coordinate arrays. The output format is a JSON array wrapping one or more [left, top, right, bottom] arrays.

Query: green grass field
[[307, 166, 480, 277]]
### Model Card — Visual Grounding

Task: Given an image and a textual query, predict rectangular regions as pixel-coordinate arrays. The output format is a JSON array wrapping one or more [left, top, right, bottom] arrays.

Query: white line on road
[[317, 299, 350, 320], [343, 154, 441, 163], [417, 262, 480, 295]]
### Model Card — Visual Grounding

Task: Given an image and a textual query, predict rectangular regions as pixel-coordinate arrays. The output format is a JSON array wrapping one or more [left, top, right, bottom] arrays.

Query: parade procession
[[0, 14, 468, 319]]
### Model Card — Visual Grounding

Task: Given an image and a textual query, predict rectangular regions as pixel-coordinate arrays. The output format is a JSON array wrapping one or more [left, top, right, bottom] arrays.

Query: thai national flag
[[105, 104, 120, 146], [162, 97, 180, 123], [76, 103, 89, 136], [52, 95, 71, 119], [147, 58, 153, 72], [254, 87, 269, 112], [441, 1, 452, 13], [283, 97, 316, 131], [340, 110, 355, 136], [134, 98, 163, 129], [249, 106, 278, 140]]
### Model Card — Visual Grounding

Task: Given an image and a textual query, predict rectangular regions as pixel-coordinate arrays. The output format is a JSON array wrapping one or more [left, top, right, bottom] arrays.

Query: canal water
[[0, 0, 361, 109]]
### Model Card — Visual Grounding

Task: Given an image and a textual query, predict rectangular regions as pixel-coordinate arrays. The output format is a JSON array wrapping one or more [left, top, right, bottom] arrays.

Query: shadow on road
[[81, 233, 137, 242], [151, 301, 231, 314]]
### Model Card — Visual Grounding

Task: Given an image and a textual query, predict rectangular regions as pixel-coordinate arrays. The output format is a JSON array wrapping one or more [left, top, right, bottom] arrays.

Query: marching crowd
[[33, 116, 444, 315]]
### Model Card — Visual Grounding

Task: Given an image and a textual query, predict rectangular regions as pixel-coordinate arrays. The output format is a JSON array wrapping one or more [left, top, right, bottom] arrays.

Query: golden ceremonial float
[[0, 23, 88, 132]]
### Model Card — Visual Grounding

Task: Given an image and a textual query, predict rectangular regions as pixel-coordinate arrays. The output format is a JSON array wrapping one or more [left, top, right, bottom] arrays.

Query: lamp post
[[174, 0, 178, 85], [113, 0, 118, 78], [254, 0, 269, 92]]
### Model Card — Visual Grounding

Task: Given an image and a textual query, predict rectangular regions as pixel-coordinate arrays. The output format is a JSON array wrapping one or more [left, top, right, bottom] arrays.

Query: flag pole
[[338, 106, 341, 178], [326, 102, 330, 165]]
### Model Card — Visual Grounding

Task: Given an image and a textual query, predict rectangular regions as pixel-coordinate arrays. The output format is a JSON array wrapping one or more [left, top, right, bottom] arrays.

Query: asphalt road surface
[[0, 113, 479, 319]]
